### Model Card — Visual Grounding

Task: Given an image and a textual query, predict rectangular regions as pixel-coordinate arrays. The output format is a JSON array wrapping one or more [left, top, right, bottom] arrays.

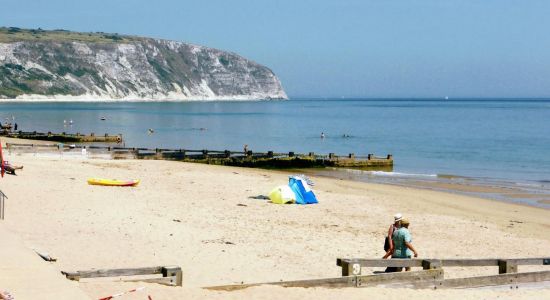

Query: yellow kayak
[[87, 178, 140, 187]]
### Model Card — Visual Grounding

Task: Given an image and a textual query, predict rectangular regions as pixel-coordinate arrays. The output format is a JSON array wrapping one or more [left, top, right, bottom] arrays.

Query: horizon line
[[288, 96, 550, 101]]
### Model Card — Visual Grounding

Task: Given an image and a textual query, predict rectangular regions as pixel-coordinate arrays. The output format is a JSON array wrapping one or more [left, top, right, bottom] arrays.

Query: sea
[[1, 98, 550, 208]]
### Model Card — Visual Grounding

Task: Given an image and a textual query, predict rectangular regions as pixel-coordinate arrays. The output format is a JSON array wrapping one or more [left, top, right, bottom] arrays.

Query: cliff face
[[0, 28, 287, 100]]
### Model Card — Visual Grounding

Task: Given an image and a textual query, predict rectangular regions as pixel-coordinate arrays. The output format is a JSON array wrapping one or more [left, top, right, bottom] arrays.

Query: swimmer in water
[[321, 132, 325, 139]]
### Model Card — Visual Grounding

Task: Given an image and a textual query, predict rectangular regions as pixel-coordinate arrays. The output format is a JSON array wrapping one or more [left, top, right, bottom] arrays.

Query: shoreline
[[1, 149, 550, 298], [2, 136, 549, 210], [306, 168, 550, 210]]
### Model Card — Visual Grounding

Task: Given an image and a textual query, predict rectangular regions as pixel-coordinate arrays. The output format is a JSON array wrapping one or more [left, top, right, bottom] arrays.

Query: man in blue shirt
[[391, 219, 418, 271]]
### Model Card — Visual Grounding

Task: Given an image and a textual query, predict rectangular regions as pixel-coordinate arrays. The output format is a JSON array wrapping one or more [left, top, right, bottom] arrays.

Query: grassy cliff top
[[0, 27, 142, 43]]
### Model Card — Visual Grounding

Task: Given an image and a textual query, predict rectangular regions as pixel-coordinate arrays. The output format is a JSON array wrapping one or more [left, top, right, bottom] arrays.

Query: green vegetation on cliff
[[0, 27, 138, 43]]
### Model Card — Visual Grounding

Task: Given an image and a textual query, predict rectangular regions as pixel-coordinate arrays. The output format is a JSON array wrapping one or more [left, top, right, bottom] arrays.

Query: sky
[[1, 0, 550, 98]]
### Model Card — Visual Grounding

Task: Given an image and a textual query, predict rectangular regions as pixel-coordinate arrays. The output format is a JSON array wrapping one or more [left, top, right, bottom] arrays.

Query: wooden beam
[[206, 270, 444, 291], [206, 276, 357, 291], [338, 258, 424, 268], [208, 270, 550, 291], [62, 266, 163, 280], [356, 269, 444, 288], [127, 276, 179, 286], [440, 259, 501, 267], [440, 270, 550, 289], [337, 258, 550, 268], [442, 258, 550, 267]]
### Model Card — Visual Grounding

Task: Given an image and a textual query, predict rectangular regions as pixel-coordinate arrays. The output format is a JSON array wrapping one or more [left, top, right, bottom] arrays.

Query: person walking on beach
[[382, 213, 402, 272], [382, 213, 402, 259], [391, 218, 418, 272]]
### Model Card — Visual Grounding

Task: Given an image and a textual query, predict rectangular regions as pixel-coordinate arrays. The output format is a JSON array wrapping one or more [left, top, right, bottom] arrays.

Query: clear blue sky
[[2, 0, 549, 98]]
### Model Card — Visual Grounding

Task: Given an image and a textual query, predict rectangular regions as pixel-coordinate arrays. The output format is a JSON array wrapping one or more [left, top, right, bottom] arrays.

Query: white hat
[[394, 213, 403, 222]]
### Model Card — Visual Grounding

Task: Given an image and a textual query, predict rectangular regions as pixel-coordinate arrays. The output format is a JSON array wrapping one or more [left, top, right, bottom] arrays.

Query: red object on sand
[[98, 287, 145, 300]]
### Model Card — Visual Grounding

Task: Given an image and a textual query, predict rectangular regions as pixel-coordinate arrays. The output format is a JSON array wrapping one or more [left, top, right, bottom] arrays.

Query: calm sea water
[[1, 99, 550, 204]]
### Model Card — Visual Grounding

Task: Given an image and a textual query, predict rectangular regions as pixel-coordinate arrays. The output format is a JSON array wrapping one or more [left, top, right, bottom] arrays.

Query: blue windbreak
[[289, 177, 318, 204]]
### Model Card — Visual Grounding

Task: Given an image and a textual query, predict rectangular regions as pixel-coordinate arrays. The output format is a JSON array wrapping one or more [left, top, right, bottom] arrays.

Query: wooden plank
[[513, 258, 550, 265], [338, 258, 550, 268], [212, 270, 550, 291], [441, 259, 500, 267], [339, 258, 424, 268], [356, 269, 444, 288], [206, 276, 357, 291], [206, 270, 444, 291], [442, 258, 550, 267], [440, 270, 550, 289], [62, 266, 163, 280], [126, 276, 179, 286]]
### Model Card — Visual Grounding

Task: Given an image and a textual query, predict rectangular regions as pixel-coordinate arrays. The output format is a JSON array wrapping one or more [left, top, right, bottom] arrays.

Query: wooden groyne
[[5, 143, 393, 170], [0, 130, 122, 143], [207, 257, 550, 290], [62, 265, 182, 287]]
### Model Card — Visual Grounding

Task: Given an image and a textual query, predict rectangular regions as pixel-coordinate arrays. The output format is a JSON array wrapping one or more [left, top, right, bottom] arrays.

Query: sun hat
[[394, 213, 402, 222], [401, 218, 410, 225]]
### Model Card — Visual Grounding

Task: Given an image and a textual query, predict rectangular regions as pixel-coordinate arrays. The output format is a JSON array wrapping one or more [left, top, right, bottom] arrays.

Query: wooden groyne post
[[0, 190, 7, 220]]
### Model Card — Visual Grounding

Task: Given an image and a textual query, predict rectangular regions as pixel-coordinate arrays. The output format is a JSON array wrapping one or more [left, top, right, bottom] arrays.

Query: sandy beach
[[1, 138, 549, 299]]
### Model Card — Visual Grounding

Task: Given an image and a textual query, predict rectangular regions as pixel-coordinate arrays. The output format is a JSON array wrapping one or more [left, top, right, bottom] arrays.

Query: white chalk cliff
[[0, 28, 287, 101]]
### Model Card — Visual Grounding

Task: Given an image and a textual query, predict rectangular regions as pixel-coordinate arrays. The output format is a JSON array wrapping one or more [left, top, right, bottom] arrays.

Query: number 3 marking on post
[[352, 263, 361, 275]]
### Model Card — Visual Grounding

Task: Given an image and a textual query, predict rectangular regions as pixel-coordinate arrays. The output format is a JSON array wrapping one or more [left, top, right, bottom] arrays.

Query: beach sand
[[0, 139, 549, 299]]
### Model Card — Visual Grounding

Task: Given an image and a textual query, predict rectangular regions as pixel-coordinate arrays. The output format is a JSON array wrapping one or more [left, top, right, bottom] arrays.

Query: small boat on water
[[87, 178, 140, 187], [100, 116, 106, 121]]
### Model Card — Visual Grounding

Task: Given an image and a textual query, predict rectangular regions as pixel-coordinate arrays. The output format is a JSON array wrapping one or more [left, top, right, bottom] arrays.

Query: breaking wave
[[364, 171, 437, 178]]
